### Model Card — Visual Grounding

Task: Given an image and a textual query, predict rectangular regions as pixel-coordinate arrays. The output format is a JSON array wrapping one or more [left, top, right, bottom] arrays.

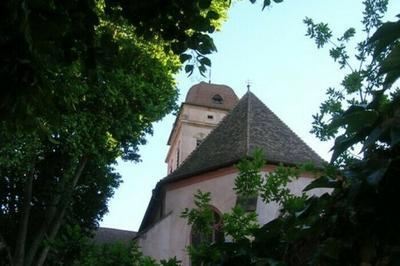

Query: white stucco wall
[[138, 169, 330, 265], [166, 105, 229, 173], [256, 176, 331, 225], [137, 213, 174, 262], [138, 170, 238, 265]]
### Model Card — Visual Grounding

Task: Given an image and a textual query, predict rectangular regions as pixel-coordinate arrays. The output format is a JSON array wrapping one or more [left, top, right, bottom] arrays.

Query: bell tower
[[165, 82, 238, 174]]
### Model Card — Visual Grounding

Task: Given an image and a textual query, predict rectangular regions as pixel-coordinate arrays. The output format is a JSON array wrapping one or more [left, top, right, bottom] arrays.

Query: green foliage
[[307, 0, 393, 165], [222, 207, 258, 241], [304, 17, 333, 48], [181, 190, 214, 238], [131, 243, 181, 266], [181, 190, 224, 265], [44, 224, 135, 266], [84, 242, 133, 266], [235, 149, 308, 215], [0, 0, 233, 265], [234, 149, 265, 197], [45, 226, 182, 266]]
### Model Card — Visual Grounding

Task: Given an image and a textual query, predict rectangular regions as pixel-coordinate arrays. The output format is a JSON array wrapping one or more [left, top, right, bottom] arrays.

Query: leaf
[[199, 64, 207, 76], [366, 159, 391, 186], [262, 0, 271, 10], [199, 0, 212, 9], [304, 176, 339, 191], [341, 72, 362, 94], [200, 57, 211, 67], [330, 134, 362, 163], [340, 27, 356, 42], [366, 89, 385, 109], [369, 21, 400, 57], [383, 68, 400, 89], [346, 110, 379, 133], [206, 10, 220, 20], [380, 44, 400, 88], [185, 64, 194, 75], [179, 53, 192, 63], [363, 126, 385, 151], [330, 107, 378, 134]]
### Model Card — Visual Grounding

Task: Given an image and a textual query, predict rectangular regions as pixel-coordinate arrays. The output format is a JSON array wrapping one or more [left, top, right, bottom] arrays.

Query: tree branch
[[25, 156, 88, 266], [35, 156, 88, 266]]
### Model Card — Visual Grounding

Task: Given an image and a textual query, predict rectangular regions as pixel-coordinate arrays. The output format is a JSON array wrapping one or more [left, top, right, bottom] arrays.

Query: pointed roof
[[139, 92, 325, 231], [164, 92, 324, 183]]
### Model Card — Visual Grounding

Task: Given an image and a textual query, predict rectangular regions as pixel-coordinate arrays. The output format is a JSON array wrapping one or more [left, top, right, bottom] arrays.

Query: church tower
[[165, 82, 239, 174]]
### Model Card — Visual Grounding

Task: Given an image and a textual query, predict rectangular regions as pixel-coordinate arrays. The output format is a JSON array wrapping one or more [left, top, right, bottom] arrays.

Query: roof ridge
[[98, 227, 137, 233], [246, 92, 251, 156]]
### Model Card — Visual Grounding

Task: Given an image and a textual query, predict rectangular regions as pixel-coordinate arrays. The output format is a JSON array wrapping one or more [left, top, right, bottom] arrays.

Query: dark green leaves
[[366, 159, 391, 185], [185, 64, 194, 75], [304, 17, 333, 48], [199, 56, 211, 67], [379, 44, 400, 88], [329, 105, 380, 162], [179, 53, 192, 64], [332, 108, 378, 134], [199, 0, 212, 9], [369, 18, 400, 88], [339, 28, 356, 42], [369, 21, 400, 56], [304, 176, 340, 191], [341, 72, 363, 93], [234, 149, 265, 197], [206, 10, 220, 20]]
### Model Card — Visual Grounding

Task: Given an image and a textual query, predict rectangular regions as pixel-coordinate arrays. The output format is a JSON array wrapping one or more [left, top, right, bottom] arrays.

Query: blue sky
[[100, 0, 399, 231]]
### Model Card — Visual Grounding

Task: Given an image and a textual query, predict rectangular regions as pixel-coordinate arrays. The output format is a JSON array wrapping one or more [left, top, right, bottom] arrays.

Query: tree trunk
[[25, 156, 88, 266], [13, 168, 35, 266], [0, 232, 13, 266], [35, 205, 67, 266]]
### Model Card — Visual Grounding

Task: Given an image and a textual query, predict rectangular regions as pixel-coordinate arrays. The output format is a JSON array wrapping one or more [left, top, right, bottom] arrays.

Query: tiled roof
[[164, 91, 325, 183], [185, 82, 239, 110], [139, 91, 325, 231], [93, 227, 136, 245]]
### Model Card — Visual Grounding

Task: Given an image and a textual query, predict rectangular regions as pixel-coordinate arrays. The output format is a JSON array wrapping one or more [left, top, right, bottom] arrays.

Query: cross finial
[[246, 79, 252, 92], [208, 68, 212, 84]]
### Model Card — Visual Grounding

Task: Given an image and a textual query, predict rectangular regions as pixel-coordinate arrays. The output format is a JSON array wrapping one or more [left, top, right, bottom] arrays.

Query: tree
[[0, 0, 235, 265]]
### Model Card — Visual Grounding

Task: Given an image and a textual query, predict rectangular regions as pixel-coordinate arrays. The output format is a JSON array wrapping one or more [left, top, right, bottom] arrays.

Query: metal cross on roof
[[246, 79, 252, 92]]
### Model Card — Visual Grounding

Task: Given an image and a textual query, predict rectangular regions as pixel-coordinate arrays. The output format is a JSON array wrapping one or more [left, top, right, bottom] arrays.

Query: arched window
[[190, 207, 224, 247], [212, 94, 223, 104]]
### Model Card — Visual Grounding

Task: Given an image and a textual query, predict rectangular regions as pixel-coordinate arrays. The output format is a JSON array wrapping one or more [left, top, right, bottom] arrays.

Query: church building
[[135, 82, 325, 265]]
